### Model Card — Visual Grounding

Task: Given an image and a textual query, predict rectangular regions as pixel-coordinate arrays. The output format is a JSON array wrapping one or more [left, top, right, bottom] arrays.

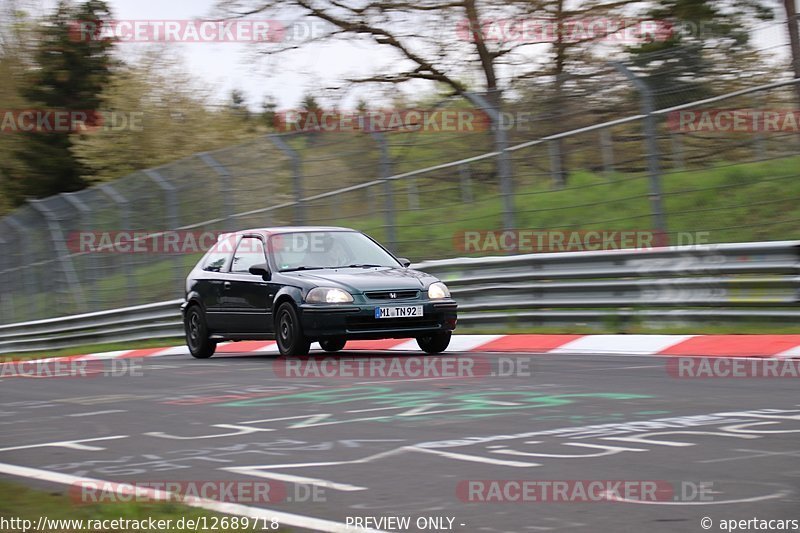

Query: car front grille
[[364, 290, 419, 300], [346, 316, 440, 331]]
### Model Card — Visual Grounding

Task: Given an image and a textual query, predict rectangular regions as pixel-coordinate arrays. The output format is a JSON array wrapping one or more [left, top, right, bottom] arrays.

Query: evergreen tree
[[5, 0, 114, 206], [626, 0, 774, 107]]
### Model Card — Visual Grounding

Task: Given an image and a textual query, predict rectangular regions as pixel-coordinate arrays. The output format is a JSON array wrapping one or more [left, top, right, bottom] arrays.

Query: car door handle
[[223, 281, 231, 290]]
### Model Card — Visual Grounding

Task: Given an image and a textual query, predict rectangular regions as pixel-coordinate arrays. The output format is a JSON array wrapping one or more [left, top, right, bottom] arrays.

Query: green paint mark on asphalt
[[221, 386, 653, 418]]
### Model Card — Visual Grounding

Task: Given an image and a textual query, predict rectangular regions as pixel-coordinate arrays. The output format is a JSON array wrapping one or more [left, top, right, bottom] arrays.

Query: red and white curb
[[5, 334, 800, 364]]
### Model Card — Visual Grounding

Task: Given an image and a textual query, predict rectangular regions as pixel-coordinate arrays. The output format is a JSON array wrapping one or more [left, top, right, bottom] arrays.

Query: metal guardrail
[[1, 240, 798, 354], [0, 300, 184, 354]]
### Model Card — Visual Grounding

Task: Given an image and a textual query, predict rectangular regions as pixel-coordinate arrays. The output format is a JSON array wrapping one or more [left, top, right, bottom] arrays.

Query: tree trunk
[[785, 0, 800, 103]]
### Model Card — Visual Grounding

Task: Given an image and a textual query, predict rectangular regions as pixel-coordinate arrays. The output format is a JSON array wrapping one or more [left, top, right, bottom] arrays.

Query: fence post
[[670, 132, 685, 171], [268, 134, 303, 225], [754, 92, 767, 160], [549, 140, 566, 188], [99, 184, 136, 304], [198, 153, 235, 230], [29, 199, 86, 314], [463, 91, 515, 231], [600, 127, 615, 177], [60, 191, 96, 311], [459, 164, 473, 203], [370, 131, 396, 251], [612, 62, 667, 236], [145, 169, 185, 297]]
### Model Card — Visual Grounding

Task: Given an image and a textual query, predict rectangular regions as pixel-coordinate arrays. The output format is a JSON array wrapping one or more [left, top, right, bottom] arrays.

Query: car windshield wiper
[[279, 266, 328, 272], [344, 264, 384, 268]]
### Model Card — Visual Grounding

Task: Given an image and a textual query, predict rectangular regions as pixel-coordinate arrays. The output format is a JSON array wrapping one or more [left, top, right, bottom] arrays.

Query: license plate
[[375, 306, 423, 319]]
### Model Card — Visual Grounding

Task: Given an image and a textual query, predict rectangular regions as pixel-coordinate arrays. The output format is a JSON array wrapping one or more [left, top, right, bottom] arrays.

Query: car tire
[[275, 302, 311, 356], [185, 305, 216, 359], [320, 337, 347, 352], [416, 332, 451, 354]]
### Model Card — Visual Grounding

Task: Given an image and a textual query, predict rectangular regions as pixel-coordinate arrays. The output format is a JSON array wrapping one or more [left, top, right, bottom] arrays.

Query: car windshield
[[270, 231, 401, 272]]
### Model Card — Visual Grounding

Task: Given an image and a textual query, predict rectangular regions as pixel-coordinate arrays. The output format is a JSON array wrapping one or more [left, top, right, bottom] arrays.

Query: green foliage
[[627, 0, 776, 107], [3, 0, 114, 206], [71, 52, 259, 181]]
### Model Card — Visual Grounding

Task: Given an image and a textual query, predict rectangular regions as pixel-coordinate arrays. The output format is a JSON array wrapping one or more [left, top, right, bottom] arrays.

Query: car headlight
[[428, 282, 450, 299], [306, 287, 354, 304]]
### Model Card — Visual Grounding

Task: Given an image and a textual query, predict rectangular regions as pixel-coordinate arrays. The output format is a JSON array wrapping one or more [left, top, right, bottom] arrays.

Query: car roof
[[218, 226, 357, 239]]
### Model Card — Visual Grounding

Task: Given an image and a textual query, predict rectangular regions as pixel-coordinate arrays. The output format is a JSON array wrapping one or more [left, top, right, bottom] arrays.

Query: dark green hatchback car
[[181, 227, 458, 358]]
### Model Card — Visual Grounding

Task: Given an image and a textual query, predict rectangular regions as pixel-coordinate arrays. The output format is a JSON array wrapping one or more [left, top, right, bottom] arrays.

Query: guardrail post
[[268, 134, 303, 225], [370, 131, 396, 251], [29, 199, 87, 314], [600, 128, 614, 177], [60, 191, 97, 311], [4, 216, 41, 320], [464, 91, 515, 231], [612, 61, 667, 236], [144, 169, 185, 297], [99, 184, 136, 304], [198, 153, 235, 230], [459, 164, 473, 203]]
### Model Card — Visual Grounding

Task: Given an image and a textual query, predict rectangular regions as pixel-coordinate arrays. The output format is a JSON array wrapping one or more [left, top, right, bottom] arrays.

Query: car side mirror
[[397, 257, 412, 268], [249, 263, 271, 280]]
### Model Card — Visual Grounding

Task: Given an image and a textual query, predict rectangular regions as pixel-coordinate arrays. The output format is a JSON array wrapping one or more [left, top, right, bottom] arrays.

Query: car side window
[[202, 235, 236, 272], [231, 237, 266, 274]]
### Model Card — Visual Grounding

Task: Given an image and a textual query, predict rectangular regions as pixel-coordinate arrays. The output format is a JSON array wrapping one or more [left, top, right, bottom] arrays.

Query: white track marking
[[721, 421, 800, 434], [0, 435, 127, 452], [223, 448, 408, 492], [589, 364, 663, 371], [443, 335, 504, 352], [75, 350, 132, 361], [408, 446, 540, 467], [150, 346, 191, 357], [601, 489, 791, 505], [67, 410, 126, 417], [223, 468, 366, 492], [490, 442, 647, 458], [255, 342, 281, 353], [385, 339, 421, 351], [699, 449, 800, 463], [549, 335, 695, 355], [774, 345, 800, 359], [0, 461, 386, 533], [603, 431, 759, 447]]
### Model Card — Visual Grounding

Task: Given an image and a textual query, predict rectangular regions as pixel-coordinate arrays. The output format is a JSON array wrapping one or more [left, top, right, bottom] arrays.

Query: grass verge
[[0, 479, 286, 532]]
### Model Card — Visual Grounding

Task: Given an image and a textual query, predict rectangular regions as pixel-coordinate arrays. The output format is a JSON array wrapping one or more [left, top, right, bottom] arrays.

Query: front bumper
[[299, 299, 457, 340]]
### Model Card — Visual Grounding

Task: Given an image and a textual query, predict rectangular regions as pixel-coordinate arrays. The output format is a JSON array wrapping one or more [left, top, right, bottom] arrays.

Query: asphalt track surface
[[1, 348, 799, 533]]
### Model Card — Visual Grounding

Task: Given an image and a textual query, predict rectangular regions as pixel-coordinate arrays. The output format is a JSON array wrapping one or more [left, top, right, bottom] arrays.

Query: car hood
[[283, 267, 437, 292]]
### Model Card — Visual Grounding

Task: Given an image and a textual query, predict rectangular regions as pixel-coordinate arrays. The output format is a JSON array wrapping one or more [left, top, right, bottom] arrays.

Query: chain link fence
[[1, 45, 799, 324]]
